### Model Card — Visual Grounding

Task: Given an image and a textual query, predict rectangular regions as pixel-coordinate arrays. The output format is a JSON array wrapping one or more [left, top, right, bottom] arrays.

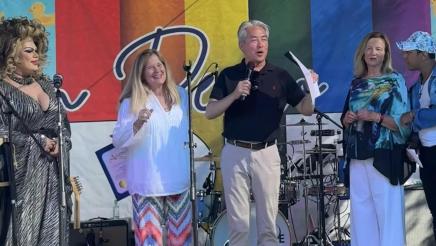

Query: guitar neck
[[73, 196, 80, 229]]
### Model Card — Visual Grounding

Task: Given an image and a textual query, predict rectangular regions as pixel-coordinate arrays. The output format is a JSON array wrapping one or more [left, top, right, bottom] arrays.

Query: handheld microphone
[[53, 74, 63, 89], [242, 62, 255, 100]]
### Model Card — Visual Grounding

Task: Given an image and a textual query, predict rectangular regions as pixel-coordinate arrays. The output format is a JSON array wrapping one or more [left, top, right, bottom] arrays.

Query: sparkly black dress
[[0, 75, 72, 246]]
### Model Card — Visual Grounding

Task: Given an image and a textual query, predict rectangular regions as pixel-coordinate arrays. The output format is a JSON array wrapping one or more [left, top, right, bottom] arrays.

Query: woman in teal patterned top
[[341, 32, 412, 246]]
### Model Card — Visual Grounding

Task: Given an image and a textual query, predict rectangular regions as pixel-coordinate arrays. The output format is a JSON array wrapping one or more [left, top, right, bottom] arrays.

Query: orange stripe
[[120, 0, 186, 83]]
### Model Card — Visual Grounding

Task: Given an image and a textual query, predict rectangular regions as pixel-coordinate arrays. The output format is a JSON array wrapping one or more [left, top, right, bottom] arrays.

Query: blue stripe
[[310, 0, 372, 112]]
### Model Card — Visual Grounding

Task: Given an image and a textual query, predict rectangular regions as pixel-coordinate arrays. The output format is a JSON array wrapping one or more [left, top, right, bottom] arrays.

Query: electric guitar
[[70, 176, 83, 229]]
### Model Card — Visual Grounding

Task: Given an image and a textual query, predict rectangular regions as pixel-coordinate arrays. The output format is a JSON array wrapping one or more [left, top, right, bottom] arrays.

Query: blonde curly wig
[[0, 16, 49, 79]]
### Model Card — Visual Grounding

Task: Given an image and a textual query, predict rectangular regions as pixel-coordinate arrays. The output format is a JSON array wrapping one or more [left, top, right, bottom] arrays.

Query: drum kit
[[283, 117, 350, 245], [192, 119, 349, 245], [193, 153, 293, 245]]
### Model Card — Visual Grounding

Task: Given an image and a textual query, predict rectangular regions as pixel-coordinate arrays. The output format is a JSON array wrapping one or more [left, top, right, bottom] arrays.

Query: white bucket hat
[[396, 31, 436, 54]]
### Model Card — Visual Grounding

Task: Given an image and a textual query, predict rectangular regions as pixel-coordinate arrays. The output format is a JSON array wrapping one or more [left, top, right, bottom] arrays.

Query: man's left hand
[[309, 69, 319, 83]]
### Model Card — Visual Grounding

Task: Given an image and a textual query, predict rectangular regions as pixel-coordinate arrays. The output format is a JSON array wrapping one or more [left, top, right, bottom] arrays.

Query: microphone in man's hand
[[242, 62, 255, 101], [53, 74, 63, 89]]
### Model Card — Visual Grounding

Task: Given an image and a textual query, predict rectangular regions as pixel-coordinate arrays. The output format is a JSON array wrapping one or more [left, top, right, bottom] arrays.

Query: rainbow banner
[[1, 0, 435, 221]]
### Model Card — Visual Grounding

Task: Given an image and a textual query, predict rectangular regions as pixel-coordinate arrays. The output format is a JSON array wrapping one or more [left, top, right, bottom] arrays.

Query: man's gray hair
[[237, 20, 270, 43]]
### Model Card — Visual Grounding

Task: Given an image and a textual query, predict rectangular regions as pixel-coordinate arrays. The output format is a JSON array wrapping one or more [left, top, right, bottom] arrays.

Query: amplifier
[[69, 219, 130, 246]]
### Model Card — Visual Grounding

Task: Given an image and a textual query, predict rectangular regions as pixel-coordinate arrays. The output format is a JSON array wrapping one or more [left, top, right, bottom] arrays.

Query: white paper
[[406, 148, 423, 168], [287, 51, 320, 104]]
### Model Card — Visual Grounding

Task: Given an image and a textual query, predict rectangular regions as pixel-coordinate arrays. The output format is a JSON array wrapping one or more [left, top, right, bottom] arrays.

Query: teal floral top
[[342, 72, 412, 185]]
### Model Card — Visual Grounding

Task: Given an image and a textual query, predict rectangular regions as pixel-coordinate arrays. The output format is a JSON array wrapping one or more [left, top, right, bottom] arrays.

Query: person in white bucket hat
[[398, 31, 436, 242], [397, 31, 436, 54]]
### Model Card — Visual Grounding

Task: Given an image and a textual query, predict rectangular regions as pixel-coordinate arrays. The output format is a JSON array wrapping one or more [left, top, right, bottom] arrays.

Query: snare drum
[[210, 204, 291, 245]]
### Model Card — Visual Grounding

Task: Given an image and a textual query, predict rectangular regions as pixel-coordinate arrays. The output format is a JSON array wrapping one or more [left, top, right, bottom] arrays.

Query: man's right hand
[[232, 79, 251, 100]]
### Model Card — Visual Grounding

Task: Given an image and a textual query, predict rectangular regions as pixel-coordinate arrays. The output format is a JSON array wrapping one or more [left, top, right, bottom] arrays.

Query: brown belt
[[226, 139, 275, 150]]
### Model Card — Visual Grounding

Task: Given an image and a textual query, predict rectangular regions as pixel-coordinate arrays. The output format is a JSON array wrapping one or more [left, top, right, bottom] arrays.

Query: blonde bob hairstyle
[[119, 49, 180, 114], [0, 16, 49, 79], [353, 31, 393, 78]]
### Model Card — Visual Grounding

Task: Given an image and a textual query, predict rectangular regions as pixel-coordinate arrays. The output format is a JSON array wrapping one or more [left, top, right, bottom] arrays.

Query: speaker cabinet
[[69, 219, 130, 246]]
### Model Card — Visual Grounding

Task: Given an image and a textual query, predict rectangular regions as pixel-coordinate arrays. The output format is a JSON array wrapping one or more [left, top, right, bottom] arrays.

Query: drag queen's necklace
[[9, 73, 33, 87]]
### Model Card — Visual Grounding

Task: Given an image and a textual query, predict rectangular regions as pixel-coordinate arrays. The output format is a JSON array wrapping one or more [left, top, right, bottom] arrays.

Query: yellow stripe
[[185, 0, 248, 191]]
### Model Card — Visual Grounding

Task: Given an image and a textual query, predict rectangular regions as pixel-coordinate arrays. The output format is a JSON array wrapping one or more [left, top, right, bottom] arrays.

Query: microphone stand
[[314, 108, 343, 130], [314, 108, 345, 245], [54, 82, 67, 246], [183, 61, 199, 246], [315, 113, 327, 245]]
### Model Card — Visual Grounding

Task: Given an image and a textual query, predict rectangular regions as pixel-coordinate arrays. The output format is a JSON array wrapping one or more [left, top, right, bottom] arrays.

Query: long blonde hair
[[119, 49, 180, 114], [353, 31, 393, 78]]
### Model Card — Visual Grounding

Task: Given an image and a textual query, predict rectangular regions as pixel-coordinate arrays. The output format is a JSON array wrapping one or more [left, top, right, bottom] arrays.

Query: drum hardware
[[193, 154, 220, 162], [196, 190, 224, 233], [310, 129, 336, 136], [291, 174, 324, 181], [293, 151, 336, 176], [279, 179, 299, 205], [210, 204, 291, 245], [282, 118, 327, 127], [277, 139, 311, 146], [306, 184, 348, 197], [298, 108, 343, 246], [285, 118, 315, 245]]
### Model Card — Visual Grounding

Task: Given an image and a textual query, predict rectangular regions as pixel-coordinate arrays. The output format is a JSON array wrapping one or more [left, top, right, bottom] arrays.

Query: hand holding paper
[[286, 51, 320, 104], [406, 148, 423, 168]]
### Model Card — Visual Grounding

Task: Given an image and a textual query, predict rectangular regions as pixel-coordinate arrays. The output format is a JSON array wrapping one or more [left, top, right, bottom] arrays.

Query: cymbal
[[283, 119, 326, 127], [194, 154, 220, 162], [277, 139, 311, 145]]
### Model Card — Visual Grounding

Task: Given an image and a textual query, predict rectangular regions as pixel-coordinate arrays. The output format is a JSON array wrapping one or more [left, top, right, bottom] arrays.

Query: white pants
[[221, 143, 281, 246], [350, 158, 405, 246]]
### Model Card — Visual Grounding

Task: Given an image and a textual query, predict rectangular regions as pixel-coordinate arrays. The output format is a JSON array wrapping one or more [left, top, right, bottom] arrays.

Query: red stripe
[[55, 0, 121, 121]]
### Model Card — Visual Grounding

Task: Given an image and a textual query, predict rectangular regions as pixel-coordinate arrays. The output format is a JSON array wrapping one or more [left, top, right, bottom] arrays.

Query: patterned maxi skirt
[[132, 190, 192, 246]]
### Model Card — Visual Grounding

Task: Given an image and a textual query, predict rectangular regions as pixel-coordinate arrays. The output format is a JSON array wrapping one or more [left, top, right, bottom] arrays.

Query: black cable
[[190, 62, 218, 92]]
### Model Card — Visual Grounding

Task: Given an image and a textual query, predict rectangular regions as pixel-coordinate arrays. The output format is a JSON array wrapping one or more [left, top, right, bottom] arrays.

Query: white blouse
[[112, 87, 189, 196]]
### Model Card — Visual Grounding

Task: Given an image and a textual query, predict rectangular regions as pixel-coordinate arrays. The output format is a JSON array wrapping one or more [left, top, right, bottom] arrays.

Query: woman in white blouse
[[112, 49, 190, 246]]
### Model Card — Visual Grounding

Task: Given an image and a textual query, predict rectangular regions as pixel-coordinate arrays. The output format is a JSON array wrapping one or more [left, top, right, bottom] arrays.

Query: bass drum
[[210, 204, 291, 245]]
